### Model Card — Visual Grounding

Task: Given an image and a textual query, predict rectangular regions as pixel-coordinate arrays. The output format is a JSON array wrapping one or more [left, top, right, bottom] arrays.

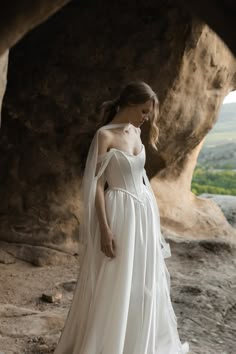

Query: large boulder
[[0, 1, 235, 264]]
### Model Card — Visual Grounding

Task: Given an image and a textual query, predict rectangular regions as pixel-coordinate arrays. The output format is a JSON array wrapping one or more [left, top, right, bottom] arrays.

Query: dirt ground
[[0, 237, 235, 354], [0, 195, 236, 354]]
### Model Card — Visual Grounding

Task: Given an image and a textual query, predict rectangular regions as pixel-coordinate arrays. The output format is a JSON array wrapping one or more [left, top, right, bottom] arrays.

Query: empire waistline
[[105, 186, 149, 205]]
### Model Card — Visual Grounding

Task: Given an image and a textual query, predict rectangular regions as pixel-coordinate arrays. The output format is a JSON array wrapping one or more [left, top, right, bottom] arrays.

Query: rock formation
[[0, 0, 71, 56], [175, 0, 236, 56], [0, 51, 8, 124], [0, 1, 236, 57], [0, 1, 235, 264], [149, 24, 236, 241]]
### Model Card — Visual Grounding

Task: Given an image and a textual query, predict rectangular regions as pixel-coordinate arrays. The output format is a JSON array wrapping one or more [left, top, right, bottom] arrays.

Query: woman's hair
[[99, 81, 160, 151]]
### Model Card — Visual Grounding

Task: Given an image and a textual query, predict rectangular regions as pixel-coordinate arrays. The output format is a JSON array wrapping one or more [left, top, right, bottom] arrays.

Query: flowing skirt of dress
[[54, 185, 189, 354]]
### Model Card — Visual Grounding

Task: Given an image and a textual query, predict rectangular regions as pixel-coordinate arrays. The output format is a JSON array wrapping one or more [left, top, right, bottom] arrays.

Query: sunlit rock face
[[149, 24, 236, 241], [175, 0, 236, 56], [0, 51, 8, 123], [0, 1, 235, 264]]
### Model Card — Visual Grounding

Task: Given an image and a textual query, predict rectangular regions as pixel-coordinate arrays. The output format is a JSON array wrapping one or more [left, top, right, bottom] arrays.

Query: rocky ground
[[0, 195, 235, 354]]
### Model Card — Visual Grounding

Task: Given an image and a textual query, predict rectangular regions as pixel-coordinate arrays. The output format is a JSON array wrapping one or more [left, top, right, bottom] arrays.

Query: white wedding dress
[[54, 123, 189, 354]]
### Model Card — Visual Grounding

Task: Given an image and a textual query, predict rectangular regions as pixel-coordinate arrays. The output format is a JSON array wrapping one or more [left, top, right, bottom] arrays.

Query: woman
[[54, 81, 189, 353]]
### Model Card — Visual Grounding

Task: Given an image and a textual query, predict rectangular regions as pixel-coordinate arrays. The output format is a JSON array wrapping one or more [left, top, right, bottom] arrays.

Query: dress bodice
[[93, 124, 171, 260], [104, 144, 146, 197]]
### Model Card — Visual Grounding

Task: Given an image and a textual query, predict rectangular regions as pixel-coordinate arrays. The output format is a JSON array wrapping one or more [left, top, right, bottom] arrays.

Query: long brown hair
[[99, 81, 160, 151]]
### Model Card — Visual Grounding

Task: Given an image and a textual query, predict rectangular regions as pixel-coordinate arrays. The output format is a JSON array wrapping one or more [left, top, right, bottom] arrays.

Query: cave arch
[[0, 1, 235, 264]]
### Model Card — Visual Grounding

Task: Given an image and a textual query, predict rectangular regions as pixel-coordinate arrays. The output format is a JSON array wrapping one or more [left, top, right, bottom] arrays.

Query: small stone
[[38, 344, 48, 350], [62, 280, 77, 292], [41, 291, 62, 303], [206, 303, 214, 309], [0, 249, 16, 264]]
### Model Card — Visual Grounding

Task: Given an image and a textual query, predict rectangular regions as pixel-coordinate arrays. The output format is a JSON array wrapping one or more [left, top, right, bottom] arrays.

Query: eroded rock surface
[[200, 194, 236, 228], [0, 304, 65, 337], [175, 0, 236, 56], [149, 22, 236, 241], [0, 1, 235, 263]]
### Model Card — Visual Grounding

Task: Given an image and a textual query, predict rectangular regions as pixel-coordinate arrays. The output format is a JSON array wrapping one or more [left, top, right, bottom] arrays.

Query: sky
[[223, 90, 236, 104]]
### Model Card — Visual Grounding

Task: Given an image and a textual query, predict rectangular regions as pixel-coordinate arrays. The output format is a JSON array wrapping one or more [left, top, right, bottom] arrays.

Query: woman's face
[[129, 99, 153, 127]]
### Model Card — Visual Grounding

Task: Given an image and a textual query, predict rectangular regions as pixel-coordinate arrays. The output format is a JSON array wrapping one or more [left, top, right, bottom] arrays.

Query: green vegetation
[[191, 101, 236, 196], [204, 102, 236, 146], [191, 167, 236, 196]]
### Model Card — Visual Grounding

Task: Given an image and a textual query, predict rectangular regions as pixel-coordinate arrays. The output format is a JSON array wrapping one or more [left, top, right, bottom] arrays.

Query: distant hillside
[[197, 102, 236, 168], [198, 141, 236, 169], [204, 102, 236, 146], [198, 103, 236, 169], [192, 102, 236, 195]]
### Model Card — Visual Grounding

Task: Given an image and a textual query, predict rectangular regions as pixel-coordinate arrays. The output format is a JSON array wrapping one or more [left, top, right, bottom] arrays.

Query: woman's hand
[[100, 226, 116, 258]]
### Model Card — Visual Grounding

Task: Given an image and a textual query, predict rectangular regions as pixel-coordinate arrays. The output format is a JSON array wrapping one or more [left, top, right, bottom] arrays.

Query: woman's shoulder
[[97, 128, 114, 152], [97, 127, 114, 140]]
